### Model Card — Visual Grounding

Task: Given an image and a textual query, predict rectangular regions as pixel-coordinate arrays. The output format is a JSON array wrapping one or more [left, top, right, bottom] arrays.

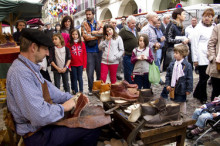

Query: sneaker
[[88, 92, 93, 96], [191, 127, 204, 135], [116, 76, 122, 80], [72, 90, 76, 95], [159, 80, 165, 85]]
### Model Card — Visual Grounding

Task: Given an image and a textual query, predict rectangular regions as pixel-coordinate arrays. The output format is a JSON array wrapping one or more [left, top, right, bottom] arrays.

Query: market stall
[[0, 0, 43, 102]]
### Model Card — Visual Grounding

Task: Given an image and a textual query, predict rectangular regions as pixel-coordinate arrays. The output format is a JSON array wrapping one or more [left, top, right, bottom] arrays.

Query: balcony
[[76, 3, 85, 13], [96, 0, 110, 6]]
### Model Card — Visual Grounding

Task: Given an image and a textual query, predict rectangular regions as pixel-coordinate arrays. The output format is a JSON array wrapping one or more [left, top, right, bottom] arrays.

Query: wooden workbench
[[94, 93, 195, 146]]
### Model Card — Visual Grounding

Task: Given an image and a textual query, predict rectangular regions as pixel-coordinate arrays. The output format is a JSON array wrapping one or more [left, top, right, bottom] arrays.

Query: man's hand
[[91, 30, 98, 35], [194, 62, 198, 67], [186, 92, 190, 95], [160, 36, 165, 42], [83, 68, 86, 71], [155, 42, 160, 49], [62, 97, 76, 112]]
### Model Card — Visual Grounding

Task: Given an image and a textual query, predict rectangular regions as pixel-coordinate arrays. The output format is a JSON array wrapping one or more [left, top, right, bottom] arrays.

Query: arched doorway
[[152, 0, 172, 11], [99, 8, 112, 21], [118, 0, 138, 17]]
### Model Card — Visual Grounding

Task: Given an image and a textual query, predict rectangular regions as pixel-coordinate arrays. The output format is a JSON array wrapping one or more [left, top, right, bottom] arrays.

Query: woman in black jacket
[[163, 8, 189, 70]]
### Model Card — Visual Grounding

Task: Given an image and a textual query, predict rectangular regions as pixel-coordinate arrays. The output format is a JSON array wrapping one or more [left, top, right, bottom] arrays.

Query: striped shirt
[[6, 55, 72, 136], [140, 23, 158, 51]]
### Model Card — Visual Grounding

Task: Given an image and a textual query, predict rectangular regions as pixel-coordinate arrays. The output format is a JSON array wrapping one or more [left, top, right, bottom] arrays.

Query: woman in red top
[[67, 29, 87, 94]]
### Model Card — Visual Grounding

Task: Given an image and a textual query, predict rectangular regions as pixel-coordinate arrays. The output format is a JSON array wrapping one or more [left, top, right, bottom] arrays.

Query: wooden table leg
[[176, 127, 187, 146]]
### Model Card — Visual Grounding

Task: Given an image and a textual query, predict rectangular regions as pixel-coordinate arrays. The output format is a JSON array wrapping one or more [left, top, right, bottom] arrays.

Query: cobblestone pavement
[[0, 67, 219, 146]]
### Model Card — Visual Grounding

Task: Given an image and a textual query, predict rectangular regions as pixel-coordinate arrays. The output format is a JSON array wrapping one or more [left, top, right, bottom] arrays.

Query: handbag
[[216, 62, 220, 71], [169, 87, 175, 99], [148, 61, 160, 84]]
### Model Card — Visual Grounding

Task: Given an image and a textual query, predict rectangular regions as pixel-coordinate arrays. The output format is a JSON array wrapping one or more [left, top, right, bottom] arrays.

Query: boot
[[141, 103, 158, 116], [99, 83, 111, 94], [122, 80, 138, 88], [71, 93, 89, 118], [149, 97, 166, 111], [127, 88, 139, 96], [144, 103, 182, 127], [138, 89, 154, 103], [92, 80, 103, 92], [110, 83, 138, 101]]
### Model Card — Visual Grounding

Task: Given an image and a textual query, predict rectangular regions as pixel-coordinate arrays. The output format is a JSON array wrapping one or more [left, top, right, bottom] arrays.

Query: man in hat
[[6, 28, 100, 145]]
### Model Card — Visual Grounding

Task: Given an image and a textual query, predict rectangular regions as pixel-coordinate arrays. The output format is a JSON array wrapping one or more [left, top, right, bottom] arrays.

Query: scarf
[[171, 59, 185, 87], [202, 21, 212, 27], [74, 39, 79, 43]]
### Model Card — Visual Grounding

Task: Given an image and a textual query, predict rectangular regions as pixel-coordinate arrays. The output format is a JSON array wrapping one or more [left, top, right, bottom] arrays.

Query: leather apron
[[18, 58, 111, 130]]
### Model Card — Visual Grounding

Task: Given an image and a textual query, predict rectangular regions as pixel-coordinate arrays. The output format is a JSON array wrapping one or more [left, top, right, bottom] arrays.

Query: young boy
[[164, 44, 193, 116]]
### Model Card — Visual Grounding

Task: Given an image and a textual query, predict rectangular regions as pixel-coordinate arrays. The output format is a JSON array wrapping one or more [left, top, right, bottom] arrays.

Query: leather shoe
[[122, 80, 138, 88], [110, 83, 138, 101], [72, 93, 89, 118]]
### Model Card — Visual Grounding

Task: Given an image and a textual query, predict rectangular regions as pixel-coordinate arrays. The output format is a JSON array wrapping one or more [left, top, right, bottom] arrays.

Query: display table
[[0, 46, 20, 55], [94, 93, 195, 146], [0, 46, 20, 78]]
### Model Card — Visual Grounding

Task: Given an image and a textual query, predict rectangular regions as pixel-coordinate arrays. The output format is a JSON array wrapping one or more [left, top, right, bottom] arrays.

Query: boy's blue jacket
[[165, 58, 193, 95]]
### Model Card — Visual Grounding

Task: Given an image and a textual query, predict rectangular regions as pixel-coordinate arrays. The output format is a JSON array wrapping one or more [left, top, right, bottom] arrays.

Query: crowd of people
[[7, 6, 220, 145]]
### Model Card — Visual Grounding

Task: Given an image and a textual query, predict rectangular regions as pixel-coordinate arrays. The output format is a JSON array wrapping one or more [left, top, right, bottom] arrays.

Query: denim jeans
[[53, 71, 70, 92], [86, 52, 102, 92], [123, 55, 134, 84], [192, 108, 213, 128], [134, 74, 151, 89], [71, 66, 83, 93], [155, 48, 162, 71]]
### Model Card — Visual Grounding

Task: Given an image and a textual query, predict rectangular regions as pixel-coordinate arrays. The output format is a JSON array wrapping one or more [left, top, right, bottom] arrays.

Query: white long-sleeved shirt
[[185, 25, 196, 41], [191, 21, 214, 65]]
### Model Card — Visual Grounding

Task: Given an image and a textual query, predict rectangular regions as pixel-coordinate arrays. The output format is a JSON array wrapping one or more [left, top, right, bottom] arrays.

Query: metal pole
[[67, 0, 70, 15], [95, 0, 97, 20]]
